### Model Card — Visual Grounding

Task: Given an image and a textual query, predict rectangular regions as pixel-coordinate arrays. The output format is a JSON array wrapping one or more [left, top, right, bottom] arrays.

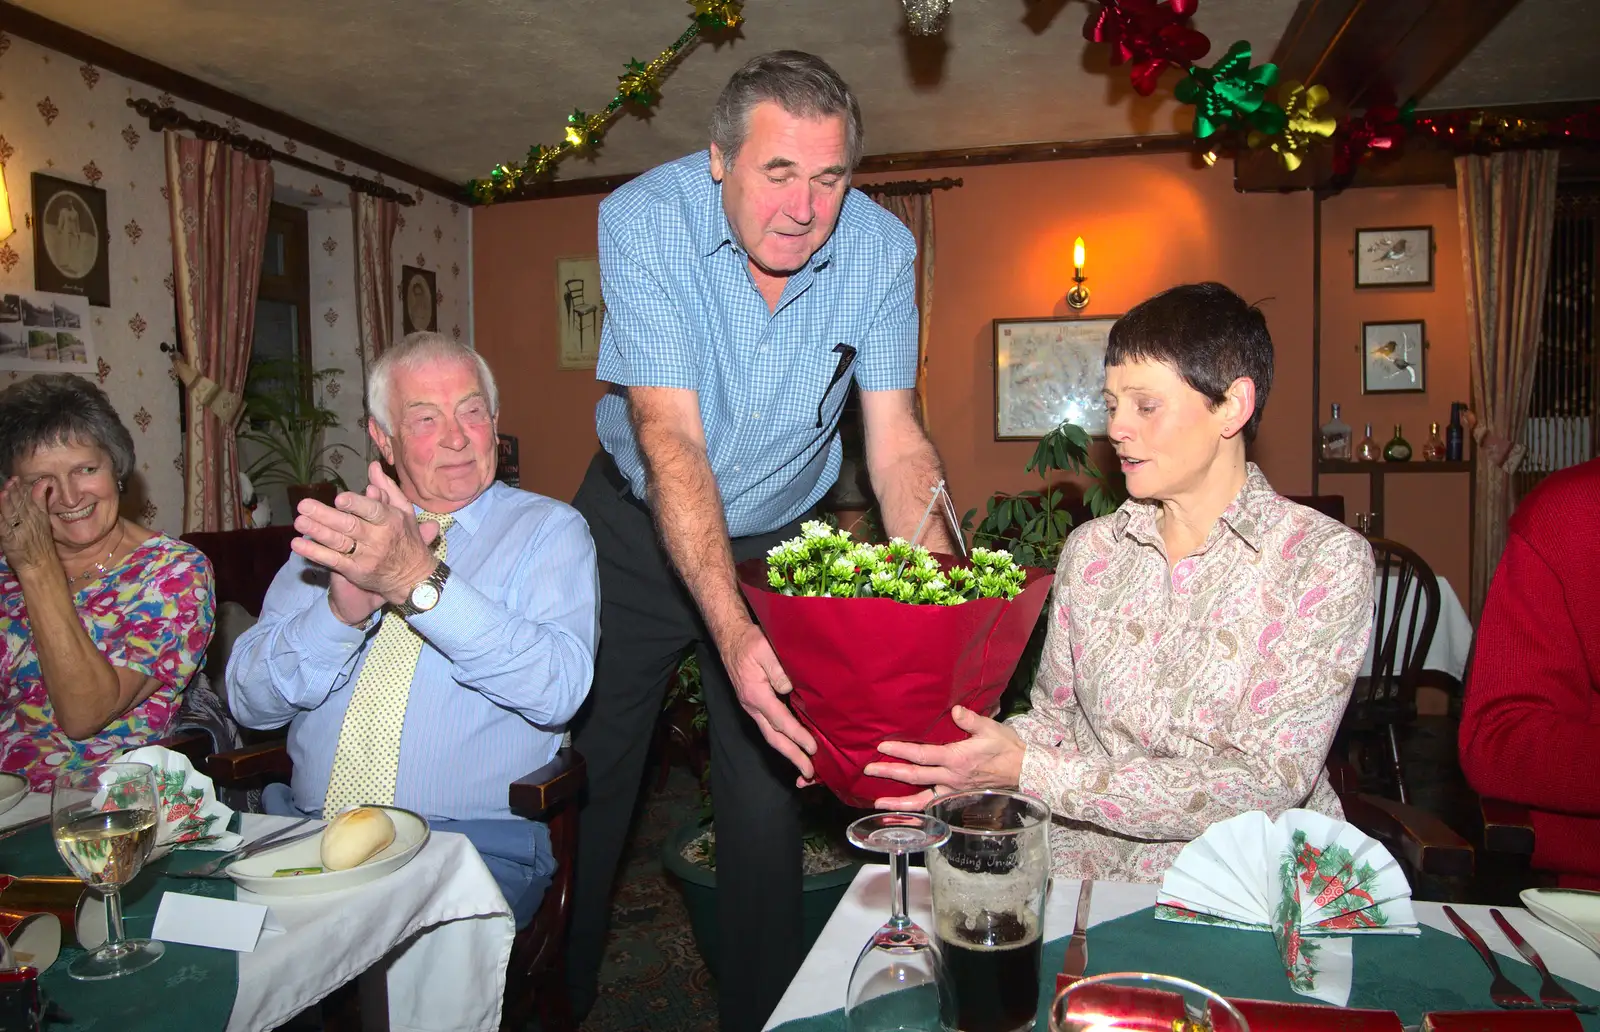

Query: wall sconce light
[[0, 165, 14, 242], [1066, 235, 1090, 310]]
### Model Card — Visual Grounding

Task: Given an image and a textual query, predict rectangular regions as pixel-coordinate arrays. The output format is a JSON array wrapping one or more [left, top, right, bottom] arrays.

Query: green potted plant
[[658, 655, 865, 981], [963, 420, 1124, 715], [237, 357, 359, 510]]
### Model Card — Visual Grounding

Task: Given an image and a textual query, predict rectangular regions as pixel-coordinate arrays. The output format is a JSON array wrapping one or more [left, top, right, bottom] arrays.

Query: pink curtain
[[876, 191, 937, 424], [351, 190, 399, 378], [1456, 150, 1561, 617], [165, 131, 274, 533]]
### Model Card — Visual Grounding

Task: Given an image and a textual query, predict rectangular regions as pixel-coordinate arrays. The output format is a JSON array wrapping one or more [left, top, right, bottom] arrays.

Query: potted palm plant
[[237, 357, 359, 510]]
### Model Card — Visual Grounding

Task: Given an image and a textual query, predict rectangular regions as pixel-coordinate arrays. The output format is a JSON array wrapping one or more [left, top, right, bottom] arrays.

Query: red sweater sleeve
[[1459, 528, 1600, 814]]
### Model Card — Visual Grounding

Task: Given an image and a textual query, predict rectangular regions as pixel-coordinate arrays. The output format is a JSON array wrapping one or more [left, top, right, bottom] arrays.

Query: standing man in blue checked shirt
[[567, 50, 958, 1032]]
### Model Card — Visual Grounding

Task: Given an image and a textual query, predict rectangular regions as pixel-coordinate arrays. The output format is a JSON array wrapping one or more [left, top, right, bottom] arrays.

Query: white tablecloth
[[766, 866, 1600, 1029], [1361, 574, 1474, 681], [230, 813, 515, 1032]]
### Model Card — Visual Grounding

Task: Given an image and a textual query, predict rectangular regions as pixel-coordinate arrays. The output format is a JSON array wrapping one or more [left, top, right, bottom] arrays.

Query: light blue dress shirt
[[594, 150, 920, 538], [226, 482, 599, 823]]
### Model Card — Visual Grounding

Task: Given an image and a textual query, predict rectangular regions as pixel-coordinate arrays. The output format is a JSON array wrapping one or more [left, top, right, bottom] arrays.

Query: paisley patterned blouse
[[1010, 464, 1374, 882], [0, 535, 215, 791]]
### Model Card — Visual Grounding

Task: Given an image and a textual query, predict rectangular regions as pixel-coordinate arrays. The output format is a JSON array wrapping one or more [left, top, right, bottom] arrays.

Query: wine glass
[[844, 812, 952, 1032], [50, 761, 165, 980], [1049, 972, 1250, 1032]]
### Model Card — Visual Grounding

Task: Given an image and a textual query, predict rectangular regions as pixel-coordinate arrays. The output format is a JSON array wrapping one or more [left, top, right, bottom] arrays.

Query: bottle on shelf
[[1423, 421, 1446, 461], [1445, 402, 1465, 462], [1384, 424, 1413, 462], [1319, 403, 1352, 461], [1357, 423, 1379, 462]]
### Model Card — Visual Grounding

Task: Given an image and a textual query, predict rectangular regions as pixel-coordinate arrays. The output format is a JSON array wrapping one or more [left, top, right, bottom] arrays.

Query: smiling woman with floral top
[[0, 374, 214, 792], [868, 282, 1375, 882]]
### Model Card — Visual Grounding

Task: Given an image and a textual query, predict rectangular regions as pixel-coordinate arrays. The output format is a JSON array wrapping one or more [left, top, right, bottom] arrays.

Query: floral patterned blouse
[[0, 534, 215, 792], [1010, 464, 1374, 882]]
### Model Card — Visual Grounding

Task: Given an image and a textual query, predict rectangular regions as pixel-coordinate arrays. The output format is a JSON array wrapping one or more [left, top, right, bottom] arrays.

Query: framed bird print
[[1362, 320, 1426, 394], [1355, 226, 1433, 288]]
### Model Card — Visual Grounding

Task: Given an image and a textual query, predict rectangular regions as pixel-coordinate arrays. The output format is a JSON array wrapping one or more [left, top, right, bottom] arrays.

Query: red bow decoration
[[1331, 102, 1413, 178], [1084, 0, 1212, 96]]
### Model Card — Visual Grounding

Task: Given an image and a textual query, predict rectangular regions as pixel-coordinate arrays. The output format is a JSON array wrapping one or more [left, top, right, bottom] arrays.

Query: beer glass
[[1048, 973, 1250, 1032], [925, 790, 1051, 1032], [844, 812, 953, 1032]]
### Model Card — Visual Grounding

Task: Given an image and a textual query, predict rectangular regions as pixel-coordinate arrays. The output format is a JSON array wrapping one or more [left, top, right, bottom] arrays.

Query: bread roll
[[321, 806, 397, 871]]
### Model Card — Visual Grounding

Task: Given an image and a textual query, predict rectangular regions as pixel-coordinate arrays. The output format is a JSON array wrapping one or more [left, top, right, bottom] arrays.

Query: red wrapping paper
[[737, 555, 1054, 808], [1422, 1013, 1582, 1032]]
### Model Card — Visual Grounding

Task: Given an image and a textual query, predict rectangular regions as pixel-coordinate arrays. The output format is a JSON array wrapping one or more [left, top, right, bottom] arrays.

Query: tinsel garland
[[468, 0, 743, 203]]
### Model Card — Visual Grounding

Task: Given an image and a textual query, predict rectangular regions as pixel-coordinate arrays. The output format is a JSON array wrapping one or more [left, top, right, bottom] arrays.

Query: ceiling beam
[[0, 1, 470, 202]]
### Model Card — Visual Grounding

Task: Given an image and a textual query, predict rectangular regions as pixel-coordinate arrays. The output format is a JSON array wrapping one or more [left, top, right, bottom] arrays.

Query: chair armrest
[[152, 731, 214, 768], [1480, 797, 1536, 855], [508, 749, 585, 819], [1344, 792, 1474, 879], [206, 741, 292, 783]]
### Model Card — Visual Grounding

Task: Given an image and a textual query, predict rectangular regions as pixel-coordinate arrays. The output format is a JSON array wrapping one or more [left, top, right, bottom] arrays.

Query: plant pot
[[660, 821, 861, 982], [286, 482, 339, 511]]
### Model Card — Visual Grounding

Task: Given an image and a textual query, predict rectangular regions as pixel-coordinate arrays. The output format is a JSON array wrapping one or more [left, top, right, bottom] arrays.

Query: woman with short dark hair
[[0, 374, 214, 790], [868, 283, 1376, 881]]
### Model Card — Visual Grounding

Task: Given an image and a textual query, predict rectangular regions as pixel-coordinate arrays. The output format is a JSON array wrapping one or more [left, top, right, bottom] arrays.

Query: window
[[251, 202, 312, 385]]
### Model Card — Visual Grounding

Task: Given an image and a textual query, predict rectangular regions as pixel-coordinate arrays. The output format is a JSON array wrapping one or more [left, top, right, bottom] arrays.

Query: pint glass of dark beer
[[926, 789, 1051, 1032]]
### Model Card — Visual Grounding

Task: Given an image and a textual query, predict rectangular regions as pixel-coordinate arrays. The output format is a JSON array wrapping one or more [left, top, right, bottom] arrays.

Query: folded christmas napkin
[[1156, 809, 1418, 1006], [118, 745, 241, 855]]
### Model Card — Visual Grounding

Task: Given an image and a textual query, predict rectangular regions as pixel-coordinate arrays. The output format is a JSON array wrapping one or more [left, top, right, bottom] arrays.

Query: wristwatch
[[397, 561, 451, 617]]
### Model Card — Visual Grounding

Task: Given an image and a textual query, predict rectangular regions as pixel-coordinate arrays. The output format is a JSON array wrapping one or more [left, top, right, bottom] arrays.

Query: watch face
[[410, 582, 440, 612]]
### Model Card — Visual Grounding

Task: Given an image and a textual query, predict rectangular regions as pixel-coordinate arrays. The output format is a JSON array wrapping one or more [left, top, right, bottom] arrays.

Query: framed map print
[[993, 316, 1117, 440]]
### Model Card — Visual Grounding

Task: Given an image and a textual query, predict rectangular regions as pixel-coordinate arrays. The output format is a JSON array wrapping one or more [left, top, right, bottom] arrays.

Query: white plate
[[0, 772, 27, 816], [226, 807, 429, 898], [1521, 887, 1600, 954]]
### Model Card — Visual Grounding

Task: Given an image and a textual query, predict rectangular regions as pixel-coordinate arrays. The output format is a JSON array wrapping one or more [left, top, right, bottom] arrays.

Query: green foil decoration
[[1176, 40, 1285, 139]]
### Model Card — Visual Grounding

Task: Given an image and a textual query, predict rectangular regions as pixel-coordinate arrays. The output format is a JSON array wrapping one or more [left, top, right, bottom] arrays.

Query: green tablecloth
[[772, 907, 1600, 1031], [1, 819, 238, 1032]]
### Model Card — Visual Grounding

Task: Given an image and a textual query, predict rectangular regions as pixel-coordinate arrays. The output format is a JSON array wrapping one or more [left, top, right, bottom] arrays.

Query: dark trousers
[[566, 452, 806, 1032]]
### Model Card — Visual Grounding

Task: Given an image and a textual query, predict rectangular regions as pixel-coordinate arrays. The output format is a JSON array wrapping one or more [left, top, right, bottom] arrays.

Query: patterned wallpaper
[[0, 32, 470, 533]]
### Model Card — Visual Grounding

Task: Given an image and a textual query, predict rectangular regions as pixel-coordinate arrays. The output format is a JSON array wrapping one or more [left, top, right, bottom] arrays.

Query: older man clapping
[[228, 332, 599, 926]]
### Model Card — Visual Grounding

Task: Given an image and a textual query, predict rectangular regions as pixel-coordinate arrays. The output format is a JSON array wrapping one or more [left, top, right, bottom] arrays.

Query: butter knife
[[1062, 880, 1093, 981]]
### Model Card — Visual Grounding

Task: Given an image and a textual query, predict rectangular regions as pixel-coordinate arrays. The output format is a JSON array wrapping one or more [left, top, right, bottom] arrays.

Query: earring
[[117, 479, 125, 493]]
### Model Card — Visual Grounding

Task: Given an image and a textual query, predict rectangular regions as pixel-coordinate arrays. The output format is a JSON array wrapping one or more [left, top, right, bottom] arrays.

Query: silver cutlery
[[1062, 880, 1092, 982], [1442, 905, 1541, 1010], [0, 814, 50, 843], [1490, 908, 1598, 1014], [173, 818, 321, 879]]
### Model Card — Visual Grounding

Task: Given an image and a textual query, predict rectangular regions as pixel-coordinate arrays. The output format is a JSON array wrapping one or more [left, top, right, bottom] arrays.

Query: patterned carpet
[[576, 764, 719, 1032]]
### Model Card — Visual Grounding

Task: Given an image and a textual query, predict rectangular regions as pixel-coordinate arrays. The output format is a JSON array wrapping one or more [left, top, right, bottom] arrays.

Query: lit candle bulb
[[1073, 236, 1086, 276]]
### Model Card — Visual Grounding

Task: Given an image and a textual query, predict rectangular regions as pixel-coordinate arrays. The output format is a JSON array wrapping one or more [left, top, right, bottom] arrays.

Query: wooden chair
[[1338, 537, 1440, 803], [1327, 757, 1474, 882]]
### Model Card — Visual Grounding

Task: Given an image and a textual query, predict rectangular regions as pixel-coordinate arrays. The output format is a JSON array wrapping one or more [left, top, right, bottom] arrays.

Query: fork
[[1442, 906, 1541, 1010], [175, 817, 319, 878], [1491, 908, 1599, 1013]]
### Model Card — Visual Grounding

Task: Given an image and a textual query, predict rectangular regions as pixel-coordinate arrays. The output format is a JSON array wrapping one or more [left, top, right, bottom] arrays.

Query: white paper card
[[152, 892, 270, 952]]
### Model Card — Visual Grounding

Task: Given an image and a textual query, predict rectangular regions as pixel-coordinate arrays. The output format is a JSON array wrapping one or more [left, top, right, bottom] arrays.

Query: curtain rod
[[856, 177, 963, 197], [126, 98, 419, 207]]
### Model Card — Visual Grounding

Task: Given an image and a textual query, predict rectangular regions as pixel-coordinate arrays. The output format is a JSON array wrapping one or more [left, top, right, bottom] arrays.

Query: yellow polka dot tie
[[322, 512, 455, 815]]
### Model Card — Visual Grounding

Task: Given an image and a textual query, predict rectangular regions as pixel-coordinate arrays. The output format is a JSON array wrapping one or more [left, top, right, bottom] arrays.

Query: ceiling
[[13, 0, 1600, 187]]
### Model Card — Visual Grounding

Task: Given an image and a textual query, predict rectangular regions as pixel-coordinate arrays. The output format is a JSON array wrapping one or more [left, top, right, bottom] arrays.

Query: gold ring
[[344, 540, 357, 556]]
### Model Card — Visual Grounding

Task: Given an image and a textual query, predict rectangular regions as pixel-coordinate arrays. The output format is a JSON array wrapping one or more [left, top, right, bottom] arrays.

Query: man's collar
[[1110, 462, 1275, 553], [412, 480, 497, 535]]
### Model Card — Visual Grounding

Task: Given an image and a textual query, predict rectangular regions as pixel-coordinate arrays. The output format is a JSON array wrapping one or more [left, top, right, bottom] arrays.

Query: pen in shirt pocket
[[817, 343, 857, 428]]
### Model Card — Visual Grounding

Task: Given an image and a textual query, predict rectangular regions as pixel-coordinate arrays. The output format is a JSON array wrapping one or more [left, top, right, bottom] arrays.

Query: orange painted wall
[[1316, 185, 1472, 597], [473, 152, 1317, 516]]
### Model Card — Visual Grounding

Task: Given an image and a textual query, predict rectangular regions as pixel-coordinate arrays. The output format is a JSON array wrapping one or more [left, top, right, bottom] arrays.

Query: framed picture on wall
[[1362, 319, 1427, 393], [993, 315, 1118, 440], [555, 256, 604, 370], [1354, 226, 1433, 288], [401, 265, 438, 334], [31, 173, 111, 307]]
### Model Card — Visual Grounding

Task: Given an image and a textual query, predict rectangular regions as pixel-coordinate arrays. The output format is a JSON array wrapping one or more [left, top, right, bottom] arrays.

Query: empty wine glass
[[1049, 972, 1250, 1032], [844, 812, 953, 1032], [50, 761, 164, 980]]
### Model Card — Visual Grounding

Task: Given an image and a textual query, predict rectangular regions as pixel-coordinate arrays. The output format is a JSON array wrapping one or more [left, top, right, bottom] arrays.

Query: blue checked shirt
[[594, 150, 920, 538], [226, 483, 600, 822]]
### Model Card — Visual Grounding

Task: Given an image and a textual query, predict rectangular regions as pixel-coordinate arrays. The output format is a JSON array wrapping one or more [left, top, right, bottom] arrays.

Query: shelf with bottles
[[1316, 459, 1474, 474]]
